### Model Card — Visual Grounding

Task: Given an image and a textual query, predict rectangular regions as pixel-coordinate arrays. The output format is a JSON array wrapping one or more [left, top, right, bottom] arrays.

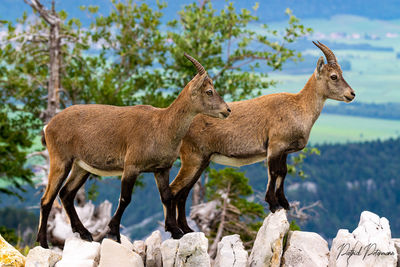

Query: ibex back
[[168, 42, 356, 234], [37, 54, 231, 248]]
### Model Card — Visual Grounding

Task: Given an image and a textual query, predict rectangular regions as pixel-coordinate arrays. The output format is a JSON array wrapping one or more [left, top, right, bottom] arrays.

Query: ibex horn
[[312, 41, 337, 64], [184, 53, 206, 75]]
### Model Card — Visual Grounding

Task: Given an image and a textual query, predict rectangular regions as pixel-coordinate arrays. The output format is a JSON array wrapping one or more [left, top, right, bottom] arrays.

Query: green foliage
[[287, 147, 320, 179], [87, 181, 99, 201], [166, 2, 312, 101], [0, 207, 38, 246], [80, 0, 168, 107], [289, 220, 301, 231], [0, 106, 35, 198], [0, 226, 19, 245]]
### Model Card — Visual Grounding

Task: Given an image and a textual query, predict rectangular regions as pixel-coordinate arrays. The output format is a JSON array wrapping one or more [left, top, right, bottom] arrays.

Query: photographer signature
[[337, 241, 395, 263]]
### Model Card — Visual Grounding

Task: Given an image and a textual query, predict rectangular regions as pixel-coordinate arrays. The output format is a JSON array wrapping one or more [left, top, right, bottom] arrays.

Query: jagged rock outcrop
[[145, 230, 163, 267], [0, 234, 26, 267], [133, 240, 147, 263], [49, 200, 112, 246], [214, 234, 248, 267], [329, 211, 397, 267], [25, 246, 62, 267], [98, 238, 143, 267], [282, 231, 329, 267], [248, 209, 289, 267], [120, 234, 134, 251], [161, 239, 180, 267], [55, 236, 100, 267], [176, 232, 210, 267], [160, 232, 210, 267]]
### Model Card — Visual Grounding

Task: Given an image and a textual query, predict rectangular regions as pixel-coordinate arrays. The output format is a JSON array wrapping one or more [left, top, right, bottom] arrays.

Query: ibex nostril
[[227, 108, 231, 113], [351, 92, 355, 97]]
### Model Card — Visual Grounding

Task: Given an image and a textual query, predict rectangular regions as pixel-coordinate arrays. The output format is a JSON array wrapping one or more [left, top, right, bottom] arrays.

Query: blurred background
[[0, 0, 399, 250]]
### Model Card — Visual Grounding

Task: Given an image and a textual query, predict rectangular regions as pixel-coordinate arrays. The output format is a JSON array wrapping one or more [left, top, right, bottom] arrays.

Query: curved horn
[[312, 41, 337, 64], [184, 53, 206, 75]]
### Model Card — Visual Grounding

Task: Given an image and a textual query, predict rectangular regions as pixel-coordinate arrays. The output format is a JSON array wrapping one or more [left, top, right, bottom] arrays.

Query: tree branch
[[24, 0, 59, 25]]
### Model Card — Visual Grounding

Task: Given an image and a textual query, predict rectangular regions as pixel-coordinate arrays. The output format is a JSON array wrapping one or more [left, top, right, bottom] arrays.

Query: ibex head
[[313, 41, 355, 103], [184, 53, 231, 119]]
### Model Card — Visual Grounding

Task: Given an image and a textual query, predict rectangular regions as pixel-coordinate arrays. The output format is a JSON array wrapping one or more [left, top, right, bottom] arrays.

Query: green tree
[[80, 0, 168, 106], [166, 2, 312, 101], [0, 107, 34, 198], [205, 168, 265, 255]]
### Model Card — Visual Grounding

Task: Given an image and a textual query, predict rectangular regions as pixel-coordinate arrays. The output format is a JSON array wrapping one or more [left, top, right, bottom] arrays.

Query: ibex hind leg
[[59, 162, 93, 242], [37, 159, 72, 248], [172, 159, 210, 234], [155, 169, 184, 239]]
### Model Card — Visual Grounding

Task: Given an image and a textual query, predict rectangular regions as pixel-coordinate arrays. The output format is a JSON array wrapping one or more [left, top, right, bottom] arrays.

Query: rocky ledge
[[1, 210, 399, 267]]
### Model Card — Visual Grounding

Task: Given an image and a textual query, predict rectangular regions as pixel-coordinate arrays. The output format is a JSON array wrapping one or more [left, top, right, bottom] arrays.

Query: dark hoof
[[105, 232, 121, 243], [80, 231, 94, 242], [278, 198, 290, 210], [38, 240, 49, 249], [169, 228, 184, 239], [180, 225, 194, 234], [37, 235, 49, 249], [269, 204, 280, 213]]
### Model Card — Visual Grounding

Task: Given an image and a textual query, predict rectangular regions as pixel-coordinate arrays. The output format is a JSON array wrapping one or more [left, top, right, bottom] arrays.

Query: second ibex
[[167, 42, 356, 234]]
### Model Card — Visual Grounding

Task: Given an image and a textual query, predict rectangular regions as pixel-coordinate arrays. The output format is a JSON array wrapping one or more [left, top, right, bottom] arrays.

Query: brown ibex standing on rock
[[168, 42, 356, 234], [37, 54, 231, 248]]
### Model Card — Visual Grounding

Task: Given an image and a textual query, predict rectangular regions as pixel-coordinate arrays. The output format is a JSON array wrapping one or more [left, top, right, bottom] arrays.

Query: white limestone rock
[[55, 237, 100, 267], [120, 234, 134, 251], [0, 234, 26, 267], [214, 234, 248, 267], [133, 240, 146, 263], [161, 239, 179, 267], [98, 238, 143, 267], [175, 232, 210, 267], [282, 231, 329, 267], [145, 230, 162, 267], [329, 211, 397, 267], [26, 246, 62, 267], [248, 209, 290, 267]]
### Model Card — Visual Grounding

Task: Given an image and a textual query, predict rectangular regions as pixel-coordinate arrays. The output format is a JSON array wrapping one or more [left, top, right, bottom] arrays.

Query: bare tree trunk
[[46, 16, 61, 122], [192, 179, 202, 206], [209, 182, 231, 258], [25, 0, 61, 123]]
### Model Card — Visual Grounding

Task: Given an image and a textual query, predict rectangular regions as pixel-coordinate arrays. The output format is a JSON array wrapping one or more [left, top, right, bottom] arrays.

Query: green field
[[309, 114, 400, 144], [261, 15, 400, 104]]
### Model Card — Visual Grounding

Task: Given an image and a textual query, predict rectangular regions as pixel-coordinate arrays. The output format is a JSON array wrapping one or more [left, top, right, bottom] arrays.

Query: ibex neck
[[162, 93, 197, 146], [297, 73, 326, 125]]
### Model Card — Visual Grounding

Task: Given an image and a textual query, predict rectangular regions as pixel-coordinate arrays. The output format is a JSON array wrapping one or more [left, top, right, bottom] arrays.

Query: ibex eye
[[206, 90, 213, 96], [331, 75, 337, 80]]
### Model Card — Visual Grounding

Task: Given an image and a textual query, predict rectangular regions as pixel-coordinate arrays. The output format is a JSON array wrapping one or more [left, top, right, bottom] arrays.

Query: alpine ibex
[[37, 54, 231, 248], [168, 42, 355, 234]]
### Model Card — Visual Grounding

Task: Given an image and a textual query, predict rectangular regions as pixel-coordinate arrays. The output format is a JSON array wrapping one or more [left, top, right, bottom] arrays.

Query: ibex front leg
[[275, 154, 290, 210], [106, 166, 138, 243], [265, 150, 288, 212], [155, 168, 184, 239]]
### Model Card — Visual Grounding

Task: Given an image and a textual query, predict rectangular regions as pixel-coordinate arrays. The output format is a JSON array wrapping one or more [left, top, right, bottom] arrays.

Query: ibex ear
[[190, 73, 207, 98], [316, 56, 325, 79]]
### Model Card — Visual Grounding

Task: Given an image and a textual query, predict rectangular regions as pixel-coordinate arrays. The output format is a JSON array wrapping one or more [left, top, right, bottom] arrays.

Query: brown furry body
[[37, 71, 230, 248]]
